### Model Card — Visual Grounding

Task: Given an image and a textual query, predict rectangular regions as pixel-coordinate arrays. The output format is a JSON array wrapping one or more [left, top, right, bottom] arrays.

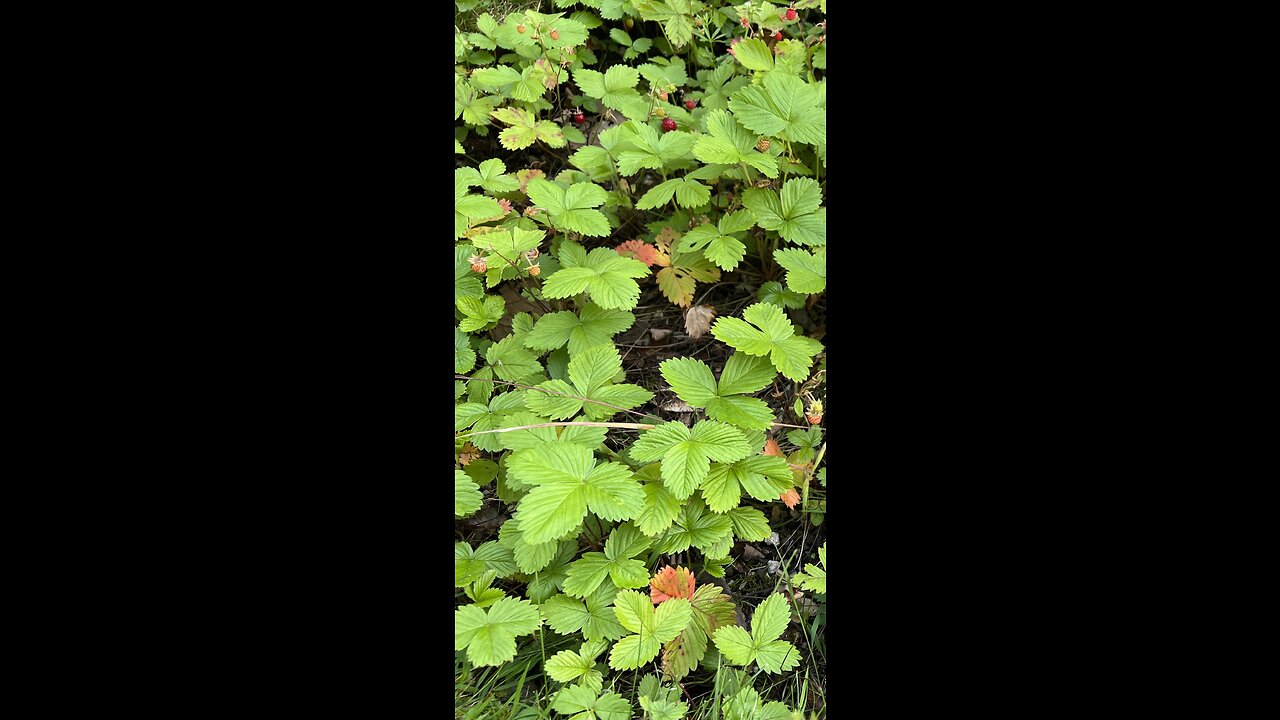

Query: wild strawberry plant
[[455, 0, 827, 717]]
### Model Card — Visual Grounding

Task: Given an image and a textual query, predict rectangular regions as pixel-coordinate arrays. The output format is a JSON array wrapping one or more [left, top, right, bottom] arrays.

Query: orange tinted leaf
[[615, 239, 661, 267], [779, 488, 800, 509], [762, 438, 784, 457], [650, 565, 696, 604]]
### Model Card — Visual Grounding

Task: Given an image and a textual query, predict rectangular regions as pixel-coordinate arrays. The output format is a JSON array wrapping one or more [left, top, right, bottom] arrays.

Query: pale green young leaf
[[703, 395, 772, 430], [553, 686, 632, 720], [455, 246, 484, 301], [544, 241, 651, 310], [541, 583, 627, 641], [574, 65, 642, 111], [639, 695, 689, 720], [657, 496, 734, 558], [741, 177, 825, 246], [454, 596, 541, 667], [526, 179, 612, 236], [636, 177, 710, 210], [608, 593, 692, 670], [712, 593, 799, 673], [469, 64, 522, 92], [638, 59, 688, 89], [456, 294, 505, 332], [631, 421, 752, 498], [772, 247, 826, 294], [455, 469, 483, 518], [711, 303, 823, 382], [508, 444, 644, 543], [475, 158, 520, 193], [545, 649, 604, 695]]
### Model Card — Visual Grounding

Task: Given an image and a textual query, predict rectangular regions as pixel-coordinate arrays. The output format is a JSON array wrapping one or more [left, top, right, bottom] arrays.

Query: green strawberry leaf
[[756, 280, 806, 309], [524, 303, 636, 356], [454, 596, 542, 667], [712, 593, 800, 673], [491, 106, 567, 150], [742, 177, 825, 246], [656, 496, 734, 558], [728, 73, 826, 146], [630, 421, 753, 498], [541, 583, 628, 642], [455, 468, 483, 518], [526, 179, 612, 236], [524, 343, 653, 421], [562, 521, 653, 597], [711, 303, 823, 382], [692, 109, 778, 178], [543, 240, 651, 310], [507, 444, 645, 543], [608, 591, 693, 670], [773, 247, 826, 293]]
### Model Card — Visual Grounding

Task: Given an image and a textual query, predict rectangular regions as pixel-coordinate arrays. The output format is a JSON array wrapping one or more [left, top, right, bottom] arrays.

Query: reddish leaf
[[615, 239, 661, 267], [650, 565, 696, 604], [779, 488, 800, 509], [762, 438, 784, 458]]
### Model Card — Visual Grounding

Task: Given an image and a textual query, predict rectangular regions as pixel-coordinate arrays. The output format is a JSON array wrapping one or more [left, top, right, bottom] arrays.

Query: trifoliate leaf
[[608, 591, 692, 670], [658, 353, 777, 431], [455, 468, 484, 518], [615, 121, 697, 175], [639, 695, 689, 720], [456, 390, 529, 452], [545, 649, 604, 695], [456, 168, 503, 238], [692, 109, 778, 178], [470, 64, 522, 92], [524, 343, 653, 421], [552, 685, 632, 720], [728, 73, 826, 146], [676, 210, 755, 271], [525, 179, 612, 236], [541, 583, 627, 642], [742, 177, 825, 246], [792, 541, 826, 594], [574, 65, 642, 112], [772, 247, 826, 294], [712, 593, 800, 673], [454, 596, 541, 667], [657, 496, 734, 559], [638, 59, 688, 89], [524, 303, 636, 357], [631, 421, 753, 498], [636, 176, 712, 210], [456, 294, 505, 333], [563, 521, 652, 597], [544, 240, 651, 310], [711, 303, 823, 382], [491, 106, 567, 150], [507, 444, 645, 543], [455, 541, 518, 587], [722, 687, 792, 720]]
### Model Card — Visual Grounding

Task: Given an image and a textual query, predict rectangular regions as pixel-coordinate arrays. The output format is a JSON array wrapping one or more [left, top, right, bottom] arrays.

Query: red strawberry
[[785, 8, 798, 21], [773, 30, 782, 40], [574, 112, 585, 124], [661, 118, 677, 132], [685, 99, 696, 110], [740, 16, 750, 27]]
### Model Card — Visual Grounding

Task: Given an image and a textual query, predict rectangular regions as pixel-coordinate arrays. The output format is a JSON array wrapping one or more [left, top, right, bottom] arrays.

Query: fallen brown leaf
[[684, 304, 716, 339]]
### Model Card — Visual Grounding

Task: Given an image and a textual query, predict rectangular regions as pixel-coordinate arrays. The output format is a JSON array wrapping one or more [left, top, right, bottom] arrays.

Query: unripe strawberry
[[685, 99, 696, 110], [740, 16, 750, 27], [468, 255, 487, 273], [574, 112, 585, 124], [661, 118, 677, 132], [517, 24, 526, 33], [624, 18, 634, 30], [785, 7, 798, 21], [756, 137, 771, 152], [549, 29, 560, 40], [658, 90, 668, 101], [528, 264, 541, 276]]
